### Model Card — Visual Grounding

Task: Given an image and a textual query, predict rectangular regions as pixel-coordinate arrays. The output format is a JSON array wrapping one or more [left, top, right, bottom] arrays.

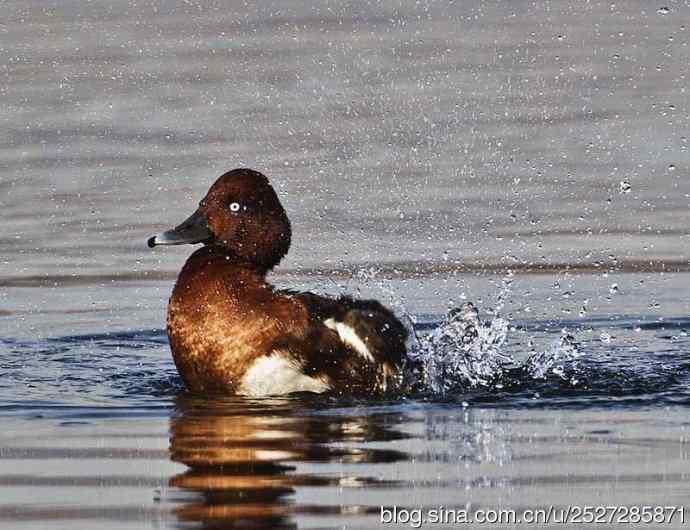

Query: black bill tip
[[147, 236, 157, 248]]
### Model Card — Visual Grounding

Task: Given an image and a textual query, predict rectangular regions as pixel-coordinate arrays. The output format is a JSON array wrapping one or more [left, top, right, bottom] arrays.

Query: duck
[[148, 168, 409, 396]]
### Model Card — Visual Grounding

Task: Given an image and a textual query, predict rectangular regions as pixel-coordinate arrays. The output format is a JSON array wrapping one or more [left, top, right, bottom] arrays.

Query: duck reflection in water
[[167, 395, 410, 529]]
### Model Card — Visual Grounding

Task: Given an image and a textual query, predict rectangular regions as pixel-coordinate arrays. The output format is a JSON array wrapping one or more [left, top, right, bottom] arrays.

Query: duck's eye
[[229, 202, 241, 212]]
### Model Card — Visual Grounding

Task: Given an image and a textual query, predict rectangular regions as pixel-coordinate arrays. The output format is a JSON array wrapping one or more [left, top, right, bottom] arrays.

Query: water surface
[[3, 274, 690, 528]]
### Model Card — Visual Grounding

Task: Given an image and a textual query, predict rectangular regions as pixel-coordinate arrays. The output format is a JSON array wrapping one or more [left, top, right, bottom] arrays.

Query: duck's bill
[[148, 210, 212, 248]]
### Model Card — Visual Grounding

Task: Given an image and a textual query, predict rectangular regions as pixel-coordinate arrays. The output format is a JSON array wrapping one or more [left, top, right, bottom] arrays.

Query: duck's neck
[[183, 246, 271, 281]]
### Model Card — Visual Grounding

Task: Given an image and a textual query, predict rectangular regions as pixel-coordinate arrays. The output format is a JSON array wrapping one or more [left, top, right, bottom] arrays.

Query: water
[[2, 0, 689, 281], [4, 399, 688, 530], [5, 284, 690, 410], [2, 274, 690, 528], [2, 0, 690, 528]]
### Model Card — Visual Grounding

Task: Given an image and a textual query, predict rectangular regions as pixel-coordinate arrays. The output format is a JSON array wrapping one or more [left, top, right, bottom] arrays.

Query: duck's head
[[148, 168, 291, 271]]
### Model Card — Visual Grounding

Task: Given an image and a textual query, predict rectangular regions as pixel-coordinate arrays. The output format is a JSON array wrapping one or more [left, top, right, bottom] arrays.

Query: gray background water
[[2, 0, 688, 287], [1, 1, 690, 529]]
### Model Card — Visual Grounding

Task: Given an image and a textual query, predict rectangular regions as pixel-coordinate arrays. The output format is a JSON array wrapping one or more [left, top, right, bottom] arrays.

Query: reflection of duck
[[148, 169, 408, 396], [167, 395, 409, 529]]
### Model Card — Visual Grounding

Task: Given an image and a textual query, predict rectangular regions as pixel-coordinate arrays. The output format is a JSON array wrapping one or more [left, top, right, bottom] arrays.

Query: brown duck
[[148, 169, 408, 395]]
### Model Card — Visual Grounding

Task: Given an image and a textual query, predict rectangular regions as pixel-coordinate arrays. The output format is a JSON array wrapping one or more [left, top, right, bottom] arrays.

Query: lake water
[[1, 1, 690, 528]]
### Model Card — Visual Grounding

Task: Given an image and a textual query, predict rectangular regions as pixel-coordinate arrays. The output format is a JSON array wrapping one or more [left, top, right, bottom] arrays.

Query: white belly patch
[[238, 353, 331, 396]]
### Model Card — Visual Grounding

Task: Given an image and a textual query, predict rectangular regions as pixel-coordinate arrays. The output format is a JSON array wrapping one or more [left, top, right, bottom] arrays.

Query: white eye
[[229, 202, 241, 212]]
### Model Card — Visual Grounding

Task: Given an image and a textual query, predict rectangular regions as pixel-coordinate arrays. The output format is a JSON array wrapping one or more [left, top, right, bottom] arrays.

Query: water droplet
[[609, 283, 619, 294], [668, 164, 676, 172], [618, 180, 631, 193], [600, 332, 612, 343], [657, 6, 670, 14]]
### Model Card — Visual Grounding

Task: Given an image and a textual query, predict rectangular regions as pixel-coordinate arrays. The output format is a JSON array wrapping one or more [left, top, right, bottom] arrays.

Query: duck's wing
[[255, 290, 408, 394], [290, 292, 409, 371]]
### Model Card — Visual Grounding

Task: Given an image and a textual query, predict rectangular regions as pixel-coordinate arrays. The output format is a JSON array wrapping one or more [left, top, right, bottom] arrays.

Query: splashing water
[[524, 334, 583, 384], [406, 272, 518, 395], [408, 302, 512, 395], [406, 296, 584, 396], [344, 269, 588, 396]]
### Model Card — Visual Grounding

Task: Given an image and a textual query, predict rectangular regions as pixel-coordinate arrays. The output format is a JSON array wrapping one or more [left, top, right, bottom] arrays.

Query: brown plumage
[[149, 168, 408, 395]]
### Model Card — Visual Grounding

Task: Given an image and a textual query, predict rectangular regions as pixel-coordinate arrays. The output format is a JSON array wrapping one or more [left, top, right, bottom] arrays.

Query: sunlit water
[[2, 274, 690, 529]]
